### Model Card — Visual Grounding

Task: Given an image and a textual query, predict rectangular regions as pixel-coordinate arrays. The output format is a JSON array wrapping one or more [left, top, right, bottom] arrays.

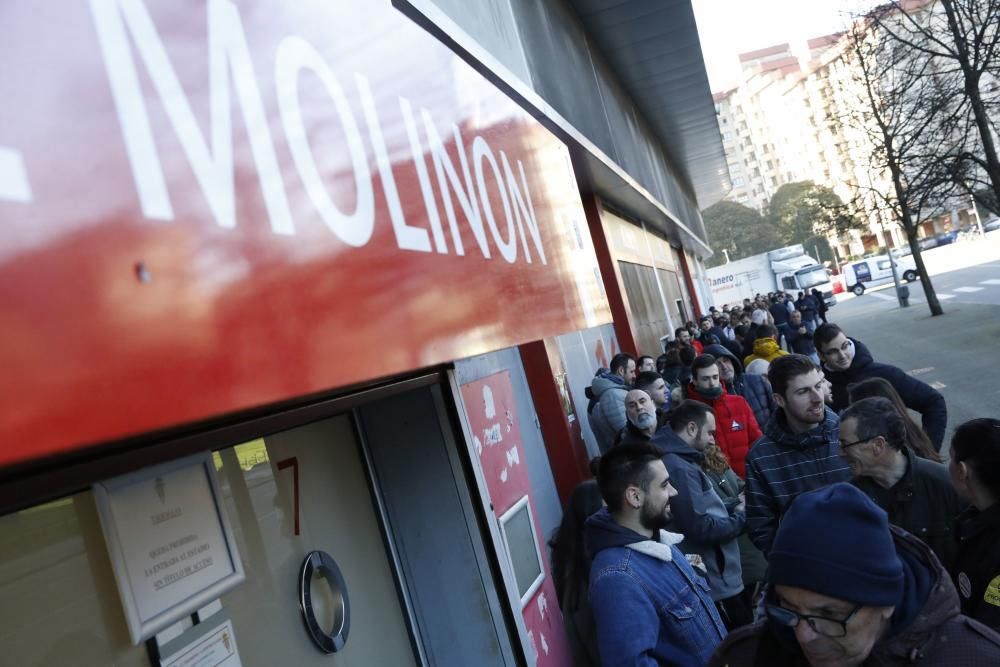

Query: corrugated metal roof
[[567, 0, 730, 208]]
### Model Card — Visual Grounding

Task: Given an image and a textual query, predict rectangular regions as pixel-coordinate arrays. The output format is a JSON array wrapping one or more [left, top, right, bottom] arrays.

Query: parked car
[[842, 253, 919, 296], [935, 230, 958, 245], [984, 216, 1000, 232], [918, 236, 939, 250]]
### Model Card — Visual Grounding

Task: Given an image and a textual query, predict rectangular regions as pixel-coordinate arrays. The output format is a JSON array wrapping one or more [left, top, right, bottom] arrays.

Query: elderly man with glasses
[[709, 483, 1000, 666], [839, 396, 962, 571]]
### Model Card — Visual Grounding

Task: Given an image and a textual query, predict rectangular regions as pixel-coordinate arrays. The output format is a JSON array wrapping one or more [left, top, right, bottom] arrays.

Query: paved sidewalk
[[827, 300, 1000, 456]]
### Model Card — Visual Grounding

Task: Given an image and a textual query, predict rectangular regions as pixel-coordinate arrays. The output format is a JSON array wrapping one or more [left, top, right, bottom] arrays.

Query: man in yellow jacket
[[744, 324, 788, 369]]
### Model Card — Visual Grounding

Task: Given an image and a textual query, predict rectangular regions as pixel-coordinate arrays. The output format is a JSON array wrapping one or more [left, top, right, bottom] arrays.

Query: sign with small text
[[94, 453, 245, 644]]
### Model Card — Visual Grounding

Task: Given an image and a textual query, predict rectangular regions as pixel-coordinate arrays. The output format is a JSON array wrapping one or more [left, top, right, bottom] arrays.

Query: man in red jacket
[[687, 354, 762, 479]]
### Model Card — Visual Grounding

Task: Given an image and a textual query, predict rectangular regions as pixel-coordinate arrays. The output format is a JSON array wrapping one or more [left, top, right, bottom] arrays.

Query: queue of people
[[554, 310, 1000, 665]]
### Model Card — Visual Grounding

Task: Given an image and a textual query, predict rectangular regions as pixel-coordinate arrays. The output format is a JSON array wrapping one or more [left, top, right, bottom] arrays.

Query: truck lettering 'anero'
[[80, 0, 547, 264], [710, 274, 735, 287], [706, 245, 837, 308]]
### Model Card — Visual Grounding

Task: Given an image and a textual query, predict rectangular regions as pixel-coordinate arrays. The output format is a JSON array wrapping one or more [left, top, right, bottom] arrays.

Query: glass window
[[796, 266, 829, 290], [0, 416, 417, 666]]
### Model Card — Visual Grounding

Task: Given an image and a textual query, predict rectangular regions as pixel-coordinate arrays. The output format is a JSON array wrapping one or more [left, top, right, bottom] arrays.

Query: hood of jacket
[[584, 507, 684, 559], [752, 337, 782, 358], [876, 526, 959, 658], [651, 427, 704, 464], [763, 407, 840, 450], [703, 343, 744, 375], [589, 369, 626, 398]]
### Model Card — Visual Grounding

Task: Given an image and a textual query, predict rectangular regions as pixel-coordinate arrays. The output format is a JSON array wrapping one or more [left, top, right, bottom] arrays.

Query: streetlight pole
[[876, 208, 907, 308], [971, 194, 985, 236]]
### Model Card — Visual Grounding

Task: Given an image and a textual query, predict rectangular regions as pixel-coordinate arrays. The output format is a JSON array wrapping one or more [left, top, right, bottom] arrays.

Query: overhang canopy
[[567, 0, 730, 209]]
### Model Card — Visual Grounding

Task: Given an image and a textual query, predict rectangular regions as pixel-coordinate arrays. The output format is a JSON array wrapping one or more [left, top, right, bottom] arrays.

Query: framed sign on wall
[[93, 453, 245, 644]]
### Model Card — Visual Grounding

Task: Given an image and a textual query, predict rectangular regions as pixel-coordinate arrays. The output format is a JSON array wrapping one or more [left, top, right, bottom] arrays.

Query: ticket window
[[0, 414, 416, 666]]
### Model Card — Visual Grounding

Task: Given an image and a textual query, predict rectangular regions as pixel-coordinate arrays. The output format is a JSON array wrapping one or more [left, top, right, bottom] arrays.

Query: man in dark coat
[[769, 293, 791, 338], [840, 397, 962, 570], [815, 323, 948, 451], [709, 483, 1000, 666], [794, 291, 819, 332], [783, 311, 818, 364], [811, 288, 829, 323]]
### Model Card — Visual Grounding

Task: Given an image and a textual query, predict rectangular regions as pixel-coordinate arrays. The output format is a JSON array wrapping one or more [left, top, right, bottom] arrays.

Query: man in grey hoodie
[[586, 353, 635, 452], [653, 399, 752, 629]]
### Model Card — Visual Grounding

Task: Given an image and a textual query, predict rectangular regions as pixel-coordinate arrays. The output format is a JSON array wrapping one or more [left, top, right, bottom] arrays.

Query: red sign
[[460, 371, 571, 666], [0, 1, 610, 466]]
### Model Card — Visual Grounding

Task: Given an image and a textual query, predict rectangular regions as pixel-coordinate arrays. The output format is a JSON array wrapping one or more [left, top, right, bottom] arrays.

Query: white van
[[842, 253, 919, 296]]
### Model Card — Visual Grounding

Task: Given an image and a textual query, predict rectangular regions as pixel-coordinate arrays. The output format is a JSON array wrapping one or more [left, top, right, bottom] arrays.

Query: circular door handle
[[299, 550, 350, 653]]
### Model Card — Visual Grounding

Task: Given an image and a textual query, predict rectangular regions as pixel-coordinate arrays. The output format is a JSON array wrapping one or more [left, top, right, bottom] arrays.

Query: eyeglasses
[[840, 435, 880, 450], [766, 603, 863, 638]]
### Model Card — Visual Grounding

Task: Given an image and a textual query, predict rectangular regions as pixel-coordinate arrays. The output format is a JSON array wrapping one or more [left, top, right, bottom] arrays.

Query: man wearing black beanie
[[709, 483, 1000, 665]]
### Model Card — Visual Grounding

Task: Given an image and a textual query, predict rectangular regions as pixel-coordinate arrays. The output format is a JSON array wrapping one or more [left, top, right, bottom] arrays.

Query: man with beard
[[744, 355, 852, 556], [815, 323, 947, 451], [656, 401, 752, 630], [710, 483, 1000, 666], [703, 344, 776, 430], [676, 325, 703, 354], [686, 354, 761, 479], [615, 389, 661, 446], [586, 443, 726, 666]]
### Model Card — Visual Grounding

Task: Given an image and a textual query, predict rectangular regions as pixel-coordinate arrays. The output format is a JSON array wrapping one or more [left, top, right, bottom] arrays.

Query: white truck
[[706, 244, 837, 308]]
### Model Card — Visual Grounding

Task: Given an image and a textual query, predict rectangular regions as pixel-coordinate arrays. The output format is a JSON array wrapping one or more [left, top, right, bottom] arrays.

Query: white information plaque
[[161, 618, 242, 667], [94, 453, 245, 644]]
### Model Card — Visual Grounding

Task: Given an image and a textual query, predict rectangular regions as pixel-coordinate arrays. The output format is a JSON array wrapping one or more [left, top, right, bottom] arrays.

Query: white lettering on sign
[[89, 0, 294, 234], [400, 96, 451, 254], [275, 35, 374, 247], [357, 76, 431, 253], [422, 109, 489, 258], [0, 148, 32, 203], [84, 0, 548, 264], [474, 136, 517, 263]]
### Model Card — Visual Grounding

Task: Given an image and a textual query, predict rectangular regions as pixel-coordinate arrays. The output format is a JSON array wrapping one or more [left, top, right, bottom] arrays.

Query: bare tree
[[868, 0, 1000, 212], [842, 12, 967, 316]]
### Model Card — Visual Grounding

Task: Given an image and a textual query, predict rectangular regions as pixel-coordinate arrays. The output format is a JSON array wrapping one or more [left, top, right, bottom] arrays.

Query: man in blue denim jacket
[[585, 442, 727, 666]]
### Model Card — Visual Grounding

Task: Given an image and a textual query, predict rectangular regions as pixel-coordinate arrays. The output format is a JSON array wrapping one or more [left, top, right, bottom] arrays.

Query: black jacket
[[823, 338, 948, 451], [952, 503, 1000, 631], [709, 526, 1000, 666], [768, 303, 789, 326], [614, 420, 656, 447], [853, 447, 963, 571], [783, 324, 815, 355]]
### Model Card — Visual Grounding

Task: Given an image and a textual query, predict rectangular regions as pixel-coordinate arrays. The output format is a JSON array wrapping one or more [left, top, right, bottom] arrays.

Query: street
[[825, 235, 1000, 454]]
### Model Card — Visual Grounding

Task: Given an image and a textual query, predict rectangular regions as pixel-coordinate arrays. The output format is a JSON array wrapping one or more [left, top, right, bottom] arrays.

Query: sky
[[692, 0, 877, 92]]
